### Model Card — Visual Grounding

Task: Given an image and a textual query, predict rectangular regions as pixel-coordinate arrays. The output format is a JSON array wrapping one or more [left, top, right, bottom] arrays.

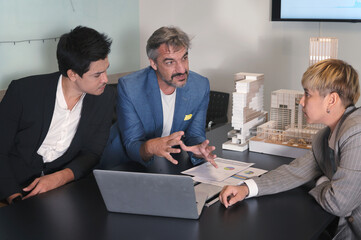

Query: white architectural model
[[249, 89, 324, 158], [222, 72, 267, 152], [228, 38, 336, 157], [309, 37, 338, 66]]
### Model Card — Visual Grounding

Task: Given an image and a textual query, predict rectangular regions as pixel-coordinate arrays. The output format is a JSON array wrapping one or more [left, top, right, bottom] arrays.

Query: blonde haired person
[[220, 59, 361, 239]]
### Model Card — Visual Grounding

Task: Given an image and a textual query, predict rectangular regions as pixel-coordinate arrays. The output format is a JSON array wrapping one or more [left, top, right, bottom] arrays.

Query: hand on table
[[180, 139, 218, 168], [219, 184, 249, 208], [22, 168, 74, 200]]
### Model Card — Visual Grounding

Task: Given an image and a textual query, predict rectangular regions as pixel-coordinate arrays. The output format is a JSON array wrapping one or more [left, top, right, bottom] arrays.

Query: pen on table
[[205, 197, 219, 207]]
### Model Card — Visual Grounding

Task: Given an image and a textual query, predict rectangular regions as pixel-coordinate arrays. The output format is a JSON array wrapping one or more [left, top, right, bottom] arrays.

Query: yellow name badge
[[184, 114, 192, 121]]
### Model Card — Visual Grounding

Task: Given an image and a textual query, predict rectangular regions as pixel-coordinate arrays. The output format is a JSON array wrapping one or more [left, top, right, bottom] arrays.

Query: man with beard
[[103, 26, 217, 168], [0, 26, 114, 204]]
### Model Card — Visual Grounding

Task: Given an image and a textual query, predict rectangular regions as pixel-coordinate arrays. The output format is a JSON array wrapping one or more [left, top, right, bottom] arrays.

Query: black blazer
[[0, 72, 115, 199]]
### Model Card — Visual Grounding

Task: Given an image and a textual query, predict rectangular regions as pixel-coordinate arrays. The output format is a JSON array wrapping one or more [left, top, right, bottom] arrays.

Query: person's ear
[[149, 59, 158, 71], [67, 69, 78, 82], [327, 92, 339, 109]]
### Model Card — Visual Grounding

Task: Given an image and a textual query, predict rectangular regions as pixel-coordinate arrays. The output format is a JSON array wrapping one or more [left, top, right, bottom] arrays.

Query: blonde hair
[[302, 59, 360, 107]]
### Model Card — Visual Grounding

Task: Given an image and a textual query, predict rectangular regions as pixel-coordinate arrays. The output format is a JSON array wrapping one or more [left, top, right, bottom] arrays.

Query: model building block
[[249, 89, 324, 158], [223, 72, 267, 152]]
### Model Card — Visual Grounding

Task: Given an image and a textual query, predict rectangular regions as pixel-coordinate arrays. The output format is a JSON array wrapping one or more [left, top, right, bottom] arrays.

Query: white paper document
[[182, 157, 253, 182], [193, 167, 268, 187]]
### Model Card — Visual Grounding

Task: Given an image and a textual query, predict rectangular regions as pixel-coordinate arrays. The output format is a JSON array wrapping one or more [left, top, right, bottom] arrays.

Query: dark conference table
[[0, 124, 335, 240]]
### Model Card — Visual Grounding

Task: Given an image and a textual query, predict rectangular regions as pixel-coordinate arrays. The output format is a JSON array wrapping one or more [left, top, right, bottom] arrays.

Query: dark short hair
[[57, 26, 112, 77], [146, 26, 190, 61]]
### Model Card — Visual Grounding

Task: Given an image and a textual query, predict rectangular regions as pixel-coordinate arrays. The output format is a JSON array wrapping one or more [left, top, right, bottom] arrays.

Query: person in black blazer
[[0, 26, 115, 204]]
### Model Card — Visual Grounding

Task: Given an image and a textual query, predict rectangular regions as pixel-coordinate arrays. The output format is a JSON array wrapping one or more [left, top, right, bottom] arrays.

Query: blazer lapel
[[333, 105, 357, 171], [323, 133, 335, 178], [39, 74, 59, 145], [68, 94, 92, 151], [312, 128, 332, 178], [171, 86, 190, 133], [146, 70, 163, 137]]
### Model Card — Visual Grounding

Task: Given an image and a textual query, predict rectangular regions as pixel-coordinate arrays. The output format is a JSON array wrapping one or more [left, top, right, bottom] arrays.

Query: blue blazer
[[116, 67, 209, 165]]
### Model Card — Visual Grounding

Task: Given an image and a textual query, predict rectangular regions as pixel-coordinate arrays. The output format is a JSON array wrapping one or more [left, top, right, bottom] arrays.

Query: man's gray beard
[[161, 74, 188, 88]]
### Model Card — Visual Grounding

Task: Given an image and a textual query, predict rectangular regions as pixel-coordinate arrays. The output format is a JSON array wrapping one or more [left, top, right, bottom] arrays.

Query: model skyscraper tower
[[222, 72, 267, 151]]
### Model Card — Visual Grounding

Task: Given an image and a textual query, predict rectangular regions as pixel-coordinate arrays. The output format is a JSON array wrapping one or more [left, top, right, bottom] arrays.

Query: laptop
[[93, 170, 210, 219]]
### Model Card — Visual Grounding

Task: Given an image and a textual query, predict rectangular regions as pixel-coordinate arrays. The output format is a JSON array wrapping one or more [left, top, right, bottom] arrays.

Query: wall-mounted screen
[[272, 0, 361, 22]]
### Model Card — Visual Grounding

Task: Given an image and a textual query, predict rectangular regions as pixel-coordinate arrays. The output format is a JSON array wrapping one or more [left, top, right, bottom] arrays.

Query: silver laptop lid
[[93, 170, 207, 219]]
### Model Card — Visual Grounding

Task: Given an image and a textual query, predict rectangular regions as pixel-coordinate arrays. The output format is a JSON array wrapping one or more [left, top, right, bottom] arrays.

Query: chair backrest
[[106, 72, 133, 124], [107, 84, 118, 124], [206, 91, 229, 128], [0, 89, 6, 103], [108, 72, 133, 84]]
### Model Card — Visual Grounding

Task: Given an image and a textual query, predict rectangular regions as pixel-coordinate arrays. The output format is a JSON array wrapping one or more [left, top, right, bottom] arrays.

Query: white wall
[[2, 0, 361, 114], [139, 0, 361, 117], [0, 0, 140, 90]]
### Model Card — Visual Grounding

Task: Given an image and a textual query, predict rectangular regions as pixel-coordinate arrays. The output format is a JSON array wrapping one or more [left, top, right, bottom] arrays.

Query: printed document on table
[[193, 167, 268, 187], [182, 157, 253, 182]]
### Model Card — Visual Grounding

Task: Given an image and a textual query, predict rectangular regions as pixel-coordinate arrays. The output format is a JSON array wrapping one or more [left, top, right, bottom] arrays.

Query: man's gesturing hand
[[180, 139, 218, 168], [141, 131, 185, 164]]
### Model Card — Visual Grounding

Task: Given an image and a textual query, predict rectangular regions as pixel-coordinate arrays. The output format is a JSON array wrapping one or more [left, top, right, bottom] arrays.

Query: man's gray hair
[[146, 26, 191, 61]]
